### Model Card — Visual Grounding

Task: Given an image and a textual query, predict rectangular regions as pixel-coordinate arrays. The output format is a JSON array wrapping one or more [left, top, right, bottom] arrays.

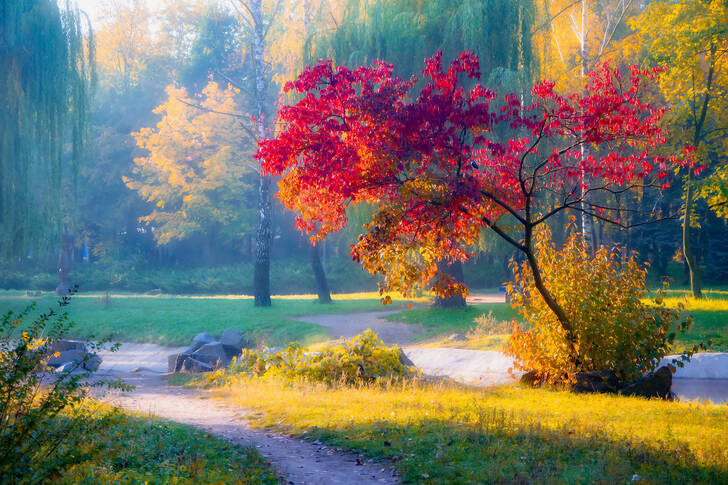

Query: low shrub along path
[[94, 355, 399, 485]]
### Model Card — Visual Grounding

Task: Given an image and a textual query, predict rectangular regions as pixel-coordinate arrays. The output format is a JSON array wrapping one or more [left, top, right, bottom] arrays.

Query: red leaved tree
[[257, 52, 695, 353]]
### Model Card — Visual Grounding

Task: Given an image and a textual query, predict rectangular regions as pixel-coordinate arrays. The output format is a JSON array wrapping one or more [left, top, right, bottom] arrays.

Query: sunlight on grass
[[212, 378, 728, 484]]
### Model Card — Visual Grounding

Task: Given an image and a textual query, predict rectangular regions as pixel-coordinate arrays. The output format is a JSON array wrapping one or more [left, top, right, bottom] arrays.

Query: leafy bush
[[215, 329, 416, 386], [468, 311, 514, 337], [0, 292, 123, 484], [504, 226, 691, 383]]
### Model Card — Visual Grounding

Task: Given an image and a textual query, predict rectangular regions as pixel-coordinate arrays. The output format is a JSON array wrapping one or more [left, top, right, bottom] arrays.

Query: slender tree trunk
[[523, 225, 578, 358], [311, 243, 332, 303], [250, 0, 272, 307], [434, 260, 466, 308], [683, 174, 703, 299]]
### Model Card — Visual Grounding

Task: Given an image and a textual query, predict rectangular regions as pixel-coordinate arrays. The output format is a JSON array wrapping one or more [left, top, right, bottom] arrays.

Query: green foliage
[[0, 293, 122, 484], [0, 0, 94, 258], [504, 227, 692, 383], [216, 330, 415, 386]]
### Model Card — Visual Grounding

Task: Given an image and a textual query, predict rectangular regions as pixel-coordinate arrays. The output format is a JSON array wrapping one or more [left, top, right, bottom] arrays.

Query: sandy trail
[[95, 346, 398, 485]]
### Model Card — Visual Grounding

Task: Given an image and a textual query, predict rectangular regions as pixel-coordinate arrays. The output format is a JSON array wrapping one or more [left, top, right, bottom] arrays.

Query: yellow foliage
[[126, 82, 256, 244], [504, 224, 686, 382]]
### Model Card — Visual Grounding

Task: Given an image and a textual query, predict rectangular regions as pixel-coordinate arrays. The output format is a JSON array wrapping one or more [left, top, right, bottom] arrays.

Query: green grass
[[385, 303, 518, 340], [210, 378, 728, 484], [59, 403, 280, 484], [386, 295, 728, 352], [0, 292, 413, 347]]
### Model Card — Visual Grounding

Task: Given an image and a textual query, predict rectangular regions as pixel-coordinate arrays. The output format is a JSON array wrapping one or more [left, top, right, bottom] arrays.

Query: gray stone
[[54, 361, 81, 373], [83, 353, 102, 371], [619, 366, 672, 399], [168, 353, 191, 373], [398, 349, 415, 367], [192, 342, 230, 368], [571, 370, 620, 394], [219, 329, 250, 355], [45, 349, 86, 367], [448, 333, 467, 342], [49, 339, 87, 353], [185, 332, 217, 354], [181, 357, 214, 373]]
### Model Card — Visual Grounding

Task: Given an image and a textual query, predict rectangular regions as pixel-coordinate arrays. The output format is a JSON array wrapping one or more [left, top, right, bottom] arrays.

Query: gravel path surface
[[95, 350, 398, 485]]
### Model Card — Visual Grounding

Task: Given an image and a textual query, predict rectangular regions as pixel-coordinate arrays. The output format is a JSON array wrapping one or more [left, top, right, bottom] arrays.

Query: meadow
[[0, 291, 419, 347], [209, 377, 728, 484], [58, 403, 279, 484]]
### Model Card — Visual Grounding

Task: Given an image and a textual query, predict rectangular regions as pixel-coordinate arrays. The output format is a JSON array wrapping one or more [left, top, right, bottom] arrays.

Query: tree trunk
[[433, 260, 466, 308], [311, 243, 332, 303], [250, 0, 272, 306], [683, 175, 703, 299]]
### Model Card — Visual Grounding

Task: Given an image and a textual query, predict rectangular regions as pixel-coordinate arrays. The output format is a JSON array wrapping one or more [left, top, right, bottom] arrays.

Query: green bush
[[0, 292, 123, 484], [504, 227, 694, 384], [216, 330, 416, 386]]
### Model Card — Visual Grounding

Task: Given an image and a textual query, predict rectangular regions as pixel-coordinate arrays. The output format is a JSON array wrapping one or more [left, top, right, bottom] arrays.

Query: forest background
[[2, 0, 727, 298]]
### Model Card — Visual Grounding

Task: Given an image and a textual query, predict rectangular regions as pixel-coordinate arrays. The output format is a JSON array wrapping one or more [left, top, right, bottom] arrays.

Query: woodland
[[2, 0, 727, 302], [1, 1, 728, 484]]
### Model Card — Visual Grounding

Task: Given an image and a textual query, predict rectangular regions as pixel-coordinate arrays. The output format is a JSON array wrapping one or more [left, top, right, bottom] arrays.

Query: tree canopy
[[1, 0, 94, 259]]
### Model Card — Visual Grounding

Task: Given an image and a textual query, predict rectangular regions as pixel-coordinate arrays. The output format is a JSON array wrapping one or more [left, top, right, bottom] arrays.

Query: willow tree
[[0, 0, 94, 260], [309, 0, 535, 306]]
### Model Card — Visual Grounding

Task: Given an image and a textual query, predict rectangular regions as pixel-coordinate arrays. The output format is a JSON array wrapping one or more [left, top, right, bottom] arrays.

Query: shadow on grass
[[301, 414, 725, 484]]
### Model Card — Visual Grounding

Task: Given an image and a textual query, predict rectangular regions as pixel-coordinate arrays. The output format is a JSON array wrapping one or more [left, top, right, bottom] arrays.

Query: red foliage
[[257, 51, 694, 298]]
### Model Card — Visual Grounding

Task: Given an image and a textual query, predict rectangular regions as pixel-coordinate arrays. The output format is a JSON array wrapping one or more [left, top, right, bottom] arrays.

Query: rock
[[619, 366, 672, 399], [192, 342, 230, 369], [45, 349, 86, 367], [54, 361, 81, 373], [49, 339, 87, 353], [82, 353, 102, 371], [571, 370, 619, 393], [219, 329, 250, 356], [519, 370, 543, 388], [448, 333, 467, 342], [186, 332, 217, 354], [181, 357, 214, 373], [168, 353, 191, 373], [398, 349, 415, 367]]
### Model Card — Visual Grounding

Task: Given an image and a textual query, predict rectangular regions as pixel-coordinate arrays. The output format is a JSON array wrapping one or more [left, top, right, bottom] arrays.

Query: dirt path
[[95, 348, 398, 485]]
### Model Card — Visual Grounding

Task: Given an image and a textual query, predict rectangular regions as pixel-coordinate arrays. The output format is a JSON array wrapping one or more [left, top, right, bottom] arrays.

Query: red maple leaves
[[257, 51, 694, 298]]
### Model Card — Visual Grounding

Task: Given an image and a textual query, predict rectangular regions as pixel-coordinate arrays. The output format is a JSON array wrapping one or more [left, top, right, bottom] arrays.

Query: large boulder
[[571, 370, 619, 394], [219, 329, 251, 356], [168, 353, 191, 373], [184, 332, 217, 354], [619, 366, 672, 399], [192, 342, 230, 369], [44, 340, 101, 370], [181, 357, 214, 373], [519, 370, 544, 388]]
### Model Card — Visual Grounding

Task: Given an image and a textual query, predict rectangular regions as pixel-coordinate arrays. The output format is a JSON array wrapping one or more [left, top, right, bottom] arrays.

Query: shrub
[[0, 292, 123, 484], [504, 226, 691, 384], [214, 329, 416, 386]]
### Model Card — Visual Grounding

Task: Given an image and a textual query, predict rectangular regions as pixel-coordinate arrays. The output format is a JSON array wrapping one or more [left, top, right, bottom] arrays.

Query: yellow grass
[[211, 378, 728, 483]]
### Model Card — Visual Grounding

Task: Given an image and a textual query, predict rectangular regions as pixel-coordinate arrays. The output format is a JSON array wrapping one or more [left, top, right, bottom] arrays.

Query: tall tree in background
[[629, 0, 728, 298], [0, 0, 94, 260], [125, 83, 256, 260], [232, 0, 281, 307]]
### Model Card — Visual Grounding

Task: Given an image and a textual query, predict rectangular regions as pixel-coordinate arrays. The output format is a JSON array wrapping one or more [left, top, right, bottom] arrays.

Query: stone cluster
[[168, 329, 252, 373]]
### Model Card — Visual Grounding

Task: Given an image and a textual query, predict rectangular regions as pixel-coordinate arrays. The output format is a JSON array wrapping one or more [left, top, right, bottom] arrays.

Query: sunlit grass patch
[[210, 378, 728, 484], [57, 401, 279, 484]]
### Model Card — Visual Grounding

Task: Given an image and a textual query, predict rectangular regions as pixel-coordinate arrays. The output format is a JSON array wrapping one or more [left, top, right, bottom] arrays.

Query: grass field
[[0, 291, 417, 347], [209, 378, 728, 484], [58, 403, 279, 484], [385, 293, 728, 351]]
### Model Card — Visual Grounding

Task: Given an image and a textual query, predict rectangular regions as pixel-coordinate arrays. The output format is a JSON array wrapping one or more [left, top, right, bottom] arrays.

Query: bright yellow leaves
[[505, 223, 686, 382], [125, 82, 256, 244]]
